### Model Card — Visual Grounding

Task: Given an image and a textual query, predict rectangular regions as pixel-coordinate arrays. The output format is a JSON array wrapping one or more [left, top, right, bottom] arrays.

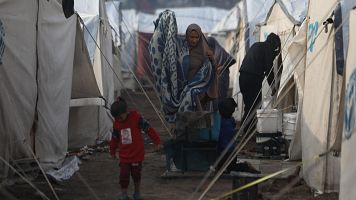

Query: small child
[[217, 98, 260, 174], [217, 98, 238, 173], [110, 97, 161, 200]]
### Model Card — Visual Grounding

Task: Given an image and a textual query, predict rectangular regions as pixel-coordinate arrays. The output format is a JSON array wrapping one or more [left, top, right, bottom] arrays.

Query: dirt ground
[[0, 91, 339, 200]]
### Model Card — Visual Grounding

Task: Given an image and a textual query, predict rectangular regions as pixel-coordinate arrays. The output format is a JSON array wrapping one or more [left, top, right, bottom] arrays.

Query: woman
[[149, 10, 227, 121], [185, 24, 218, 111]]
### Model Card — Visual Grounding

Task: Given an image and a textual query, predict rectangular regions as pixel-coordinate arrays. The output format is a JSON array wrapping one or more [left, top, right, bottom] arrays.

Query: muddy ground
[[0, 91, 338, 200]]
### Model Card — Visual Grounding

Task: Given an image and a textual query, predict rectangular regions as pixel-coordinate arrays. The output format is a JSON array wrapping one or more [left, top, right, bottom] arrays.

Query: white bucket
[[256, 109, 282, 133], [256, 136, 271, 143], [283, 112, 297, 140]]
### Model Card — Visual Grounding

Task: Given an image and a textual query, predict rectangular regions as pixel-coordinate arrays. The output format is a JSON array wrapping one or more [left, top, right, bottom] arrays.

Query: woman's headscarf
[[185, 24, 212, 80]]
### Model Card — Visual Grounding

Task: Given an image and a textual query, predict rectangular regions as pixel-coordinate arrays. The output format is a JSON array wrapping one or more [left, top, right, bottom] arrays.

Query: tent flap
[[36, 0, 77, 168]]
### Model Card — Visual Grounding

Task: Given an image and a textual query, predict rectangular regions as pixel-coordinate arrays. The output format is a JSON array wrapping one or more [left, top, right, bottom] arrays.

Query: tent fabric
[[98, 0, 114, 106], [232, 14, 247, 121], [0, 20, 4, 64], [149, 10, 214, 122], [211, 5, 240, 33], [277, 19, 308, 160], [245, 0, 307, 46], [68, 0, 114, 149], [341, 0, 356, 57], [301, 0, 341, 193], [0, 0, 38, 177], [121, 9, 137, 72], [340, 8, 356, 200], [36, 0, 77, 168], [68, 106, 102, 148], [97, 0, 115, 140], [71, 21, 101, 99], [74, 0, 100, 64], [105, 1, 120, 47], [280, 0, 308, 22], [245, 0, 275, 46]]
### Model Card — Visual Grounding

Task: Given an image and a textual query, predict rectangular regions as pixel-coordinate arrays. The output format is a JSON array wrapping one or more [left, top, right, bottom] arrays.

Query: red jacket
[[109, 111, 161, 163]]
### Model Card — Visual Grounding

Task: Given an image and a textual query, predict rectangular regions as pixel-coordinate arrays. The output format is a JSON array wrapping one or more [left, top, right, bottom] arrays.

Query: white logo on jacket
[[121, 128, 132, 144]]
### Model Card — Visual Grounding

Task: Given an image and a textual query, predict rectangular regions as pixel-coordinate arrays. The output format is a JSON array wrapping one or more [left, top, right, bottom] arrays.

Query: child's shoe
[[133, 192, 143, 200], [119, 194, 129, 200]]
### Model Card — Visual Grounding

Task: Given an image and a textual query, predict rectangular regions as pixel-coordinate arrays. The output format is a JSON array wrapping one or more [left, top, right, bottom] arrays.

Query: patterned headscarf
[[185, 24, 211, 80]]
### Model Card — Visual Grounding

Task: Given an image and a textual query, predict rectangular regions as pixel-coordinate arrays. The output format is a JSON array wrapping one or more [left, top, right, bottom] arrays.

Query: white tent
[[0, 0, 77, 171], [301, 0, 342, 193], [277, 19, 308, 160], [0, 0, 38, 177], [244, 0, 308, 46], [341, 0, 356, 56], [105, 1, 121, 47], [340, 7, 356, 200], [69, 0, 115, 149]]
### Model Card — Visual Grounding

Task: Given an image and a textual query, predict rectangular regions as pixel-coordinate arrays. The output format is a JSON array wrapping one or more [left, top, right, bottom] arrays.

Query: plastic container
[[256, 109, 282, 133], [283, 112, 297, 140]]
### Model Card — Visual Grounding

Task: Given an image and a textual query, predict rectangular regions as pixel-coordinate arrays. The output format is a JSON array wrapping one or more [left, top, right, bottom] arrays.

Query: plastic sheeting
[[47, 156, 81, 181], [340, 8, 356, 200], [36, 0, 77, 169], [301, 0, 341, 193], [0, 0, 37, 177]]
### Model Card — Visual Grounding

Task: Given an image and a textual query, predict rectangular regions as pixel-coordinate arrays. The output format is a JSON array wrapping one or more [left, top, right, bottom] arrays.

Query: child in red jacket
[[110, 97, 161, 200]]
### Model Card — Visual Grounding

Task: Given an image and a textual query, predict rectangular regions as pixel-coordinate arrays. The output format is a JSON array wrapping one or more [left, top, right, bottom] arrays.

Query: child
[[217, 98, 260, 174], [217, 98, 238, 173], [110, 97, 161, 200]]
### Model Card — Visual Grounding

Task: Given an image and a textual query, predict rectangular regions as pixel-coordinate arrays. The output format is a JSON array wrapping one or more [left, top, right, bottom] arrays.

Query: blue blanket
[[149, 10, 214, 122]]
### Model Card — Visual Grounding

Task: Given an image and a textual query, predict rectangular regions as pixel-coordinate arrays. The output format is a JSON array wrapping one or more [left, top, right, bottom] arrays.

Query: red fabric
[[109, 111, 160, 163], [119, 162, 142, 189], [136, 32, 153, 80]]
